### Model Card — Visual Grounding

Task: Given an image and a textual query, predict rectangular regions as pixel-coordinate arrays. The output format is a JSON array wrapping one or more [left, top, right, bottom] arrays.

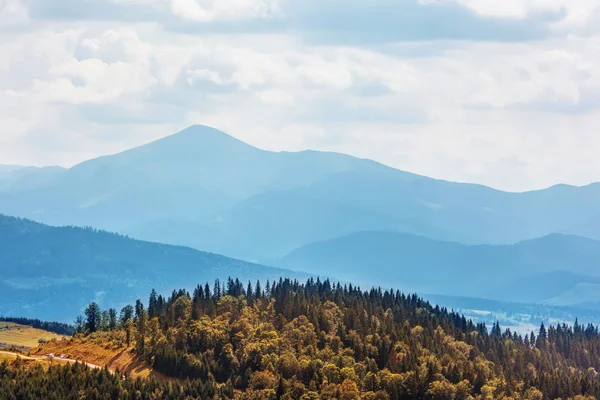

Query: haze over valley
[[2, 125, 600, 326]]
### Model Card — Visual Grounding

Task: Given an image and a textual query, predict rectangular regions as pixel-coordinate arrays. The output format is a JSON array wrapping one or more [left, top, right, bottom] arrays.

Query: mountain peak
[[158, 125, 256, 150], [116, 124, 263, 164]]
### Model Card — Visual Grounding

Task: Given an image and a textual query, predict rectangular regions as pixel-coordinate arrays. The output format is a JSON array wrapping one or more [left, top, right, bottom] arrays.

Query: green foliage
[[37, 277, 600, 399], [84, 302, 101, 333], [0, 362, 219, 400]]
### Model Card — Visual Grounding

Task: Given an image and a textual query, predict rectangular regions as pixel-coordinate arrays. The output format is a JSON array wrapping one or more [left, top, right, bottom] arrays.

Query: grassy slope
[[0, 322, 67, 349], [0, 322, 162, 380], [33, 335, 162, 380], [0, 353, 56, 371]]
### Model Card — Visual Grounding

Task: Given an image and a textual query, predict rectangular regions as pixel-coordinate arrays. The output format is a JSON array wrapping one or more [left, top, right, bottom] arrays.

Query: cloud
[[437, 0, 600, 33], [24, 0, 168, 22], [0, 0, 29, 27], [446, 0, 566, 19], [170, 0, 280, 22], [20, 0, 551, 44], [17, 0, 598, 43], [2, 1, 600, 191]]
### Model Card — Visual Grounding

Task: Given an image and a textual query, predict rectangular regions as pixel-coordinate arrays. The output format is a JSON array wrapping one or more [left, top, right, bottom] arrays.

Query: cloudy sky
[[1, 0, 600, 191]]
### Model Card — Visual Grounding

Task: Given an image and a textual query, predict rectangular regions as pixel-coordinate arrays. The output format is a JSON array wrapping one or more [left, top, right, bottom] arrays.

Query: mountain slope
[[125, 190, 424, 261], [0, 165, 65, 192], [288, 171, 600, 244], [0, 214, 308, 322], [0, 125, 399, 234], [2, 125, 600, 261], [276, 231, 600, 306]]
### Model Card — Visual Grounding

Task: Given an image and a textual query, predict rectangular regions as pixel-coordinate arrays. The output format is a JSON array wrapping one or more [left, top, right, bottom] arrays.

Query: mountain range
[[0, 214, 307, 321], [0, 165, 65, 192], [276, 230, 600, 309], [2, 125, 600, 263], [3, 124, 600, 313]]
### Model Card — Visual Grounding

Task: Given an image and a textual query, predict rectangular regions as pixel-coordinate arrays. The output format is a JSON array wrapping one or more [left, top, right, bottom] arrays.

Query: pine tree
[[120, 305, 134, 325], [108, 309, 117, 330], [135, 307, 147, 355], [84, 302, 101, 333], [148, 289, 158, 318]]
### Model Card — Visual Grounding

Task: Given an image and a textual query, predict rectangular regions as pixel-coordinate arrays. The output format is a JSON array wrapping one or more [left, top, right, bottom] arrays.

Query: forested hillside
[[0, 214, 307, 321], [19, 277, 600, 399]]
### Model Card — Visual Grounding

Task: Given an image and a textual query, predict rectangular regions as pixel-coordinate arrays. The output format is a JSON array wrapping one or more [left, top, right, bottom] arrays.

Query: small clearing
[[34, 338, 164, 380], [0, 322, 67, 349]]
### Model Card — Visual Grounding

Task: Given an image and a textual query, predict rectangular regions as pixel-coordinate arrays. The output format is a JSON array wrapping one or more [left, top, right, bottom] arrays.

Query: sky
[[1, 0, 600, 191]]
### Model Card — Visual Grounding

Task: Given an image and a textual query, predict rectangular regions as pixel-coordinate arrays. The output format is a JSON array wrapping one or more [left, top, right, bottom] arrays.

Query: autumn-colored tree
[[53, 278, 600, 400]]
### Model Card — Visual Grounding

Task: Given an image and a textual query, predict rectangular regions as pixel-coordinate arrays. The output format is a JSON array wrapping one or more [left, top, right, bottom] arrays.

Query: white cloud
[[2, 1, 600, 191], [74, 29, 152, 63], [452, 0, 565, 18], [438, 0, 600, 32], [186, 68, 224, 85], [0, 0, 29, 26], [170, 0, 280, 22], [111, 0, 163, 4], [255, 88, 293, 104], [7, 30, 157, 104]]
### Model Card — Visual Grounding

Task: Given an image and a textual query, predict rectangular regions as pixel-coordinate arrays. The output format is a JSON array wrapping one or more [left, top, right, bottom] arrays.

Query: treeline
[[69, 277, 600, 399], [0, 317, 75, 336], [0, 359, 227, 400]]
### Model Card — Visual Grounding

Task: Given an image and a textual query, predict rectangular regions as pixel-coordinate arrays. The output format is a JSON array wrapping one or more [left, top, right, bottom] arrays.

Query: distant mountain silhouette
[[125, 190, 425, 261], [0, 165, 65, 192], [0, 214, 308, 322], [276, 231, 600, 307], [2, 125, 600, 262]]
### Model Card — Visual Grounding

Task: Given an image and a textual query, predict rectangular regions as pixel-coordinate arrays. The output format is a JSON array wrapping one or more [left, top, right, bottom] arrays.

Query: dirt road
[[0, 350, 112, 373]]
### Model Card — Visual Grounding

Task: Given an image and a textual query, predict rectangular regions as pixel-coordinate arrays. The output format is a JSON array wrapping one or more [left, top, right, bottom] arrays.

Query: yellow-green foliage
[[65, 278, 600, 399], [0, 322, 66, 348]]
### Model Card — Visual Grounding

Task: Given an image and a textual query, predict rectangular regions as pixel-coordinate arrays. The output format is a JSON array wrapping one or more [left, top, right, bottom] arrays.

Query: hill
[[125, 190, 412, 262], [2, 125, 600, 261], [0, 214, 308, 322], [0, 321, 67, 351], [277, 231, 600, 307], [5, 277, 600, 399]]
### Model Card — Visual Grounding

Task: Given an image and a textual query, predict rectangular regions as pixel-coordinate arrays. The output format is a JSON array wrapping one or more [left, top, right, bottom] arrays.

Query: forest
[[3, 277, 600, 399]]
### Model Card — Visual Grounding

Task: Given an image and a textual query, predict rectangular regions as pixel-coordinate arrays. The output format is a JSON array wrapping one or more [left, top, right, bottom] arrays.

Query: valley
[[2, 126, 600, 329]]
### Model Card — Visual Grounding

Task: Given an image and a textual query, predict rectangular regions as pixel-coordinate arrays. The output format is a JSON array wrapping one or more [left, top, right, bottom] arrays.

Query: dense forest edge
[[3, 277, 600, 399]]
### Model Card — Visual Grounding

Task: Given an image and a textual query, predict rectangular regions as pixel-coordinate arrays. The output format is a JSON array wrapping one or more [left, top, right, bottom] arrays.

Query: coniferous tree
[[135, 306, 147, 355], [148, 289, 158, 318], [99, 310, 109, 331], [22, 277, 600, 400], [120, 305, 134, 325], [124, 318, 133, 347], [108, 308, 117, 330], [84, 302, 101, 333]]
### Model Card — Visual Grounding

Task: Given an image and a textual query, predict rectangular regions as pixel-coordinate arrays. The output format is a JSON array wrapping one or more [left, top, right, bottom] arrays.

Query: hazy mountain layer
[[0, 165, 65, 192], [0, 214, 307, 322], [2, 125, 600, 262], [277, 230, 600, 307]]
